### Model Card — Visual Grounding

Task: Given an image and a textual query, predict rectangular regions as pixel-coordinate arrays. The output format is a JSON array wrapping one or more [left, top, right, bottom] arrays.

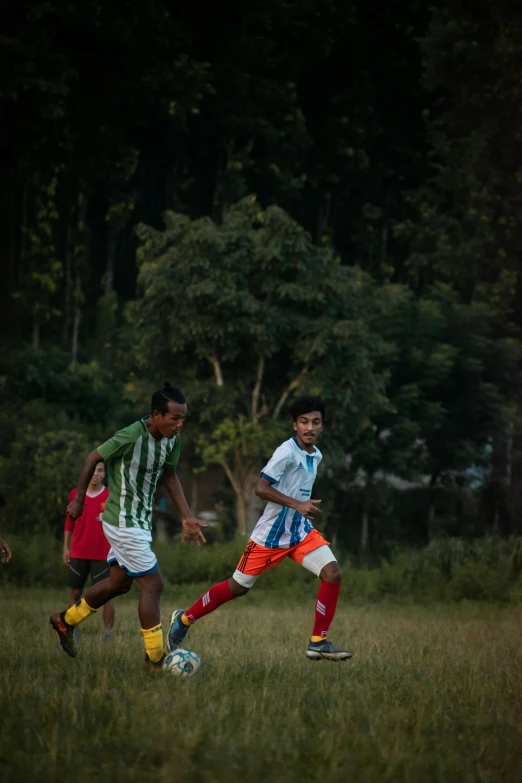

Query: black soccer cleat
[[142, 653, 166, 672], [306, 638, 353, 662], [50, 611, 77, 658]]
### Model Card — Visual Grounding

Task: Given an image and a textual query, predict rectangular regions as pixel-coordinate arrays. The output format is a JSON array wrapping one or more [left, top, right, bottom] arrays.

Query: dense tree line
[[1, 0, 521, 556]]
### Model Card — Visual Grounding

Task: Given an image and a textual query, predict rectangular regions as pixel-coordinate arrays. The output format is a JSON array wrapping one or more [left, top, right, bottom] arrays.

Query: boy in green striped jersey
[[50, 382, 207, 670]]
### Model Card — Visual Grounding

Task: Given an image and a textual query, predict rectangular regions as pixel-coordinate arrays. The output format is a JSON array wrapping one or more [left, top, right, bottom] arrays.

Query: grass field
[[1, 586, 521, 783]]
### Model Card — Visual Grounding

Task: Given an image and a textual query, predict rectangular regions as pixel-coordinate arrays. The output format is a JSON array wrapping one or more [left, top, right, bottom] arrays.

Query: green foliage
[[397, 1, 522, 297], [373, 537, 522, 603], [0, 532, 63, 587], [0, 409, 93, 533], [1, 1, 522, 545], [131, 198, 389, 530], [196, 416, 285, 476], [2, 533, 521, 606]]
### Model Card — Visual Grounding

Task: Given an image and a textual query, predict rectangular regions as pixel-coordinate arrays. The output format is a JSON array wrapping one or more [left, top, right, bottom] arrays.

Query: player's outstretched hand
[[66, 496, 83, 521], [181, 517, 208, 547], [63, 547, 70, 565], [0, 537, 12, 564], [297, 499, 322, 519]]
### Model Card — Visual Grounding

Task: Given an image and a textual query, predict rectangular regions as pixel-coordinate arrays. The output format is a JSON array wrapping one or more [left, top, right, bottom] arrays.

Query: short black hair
[[289, 396, 326, 422], [151, 382, 186, 415]]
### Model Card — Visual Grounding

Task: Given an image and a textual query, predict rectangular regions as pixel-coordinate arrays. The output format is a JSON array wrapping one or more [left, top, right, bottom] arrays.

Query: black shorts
[[67, 558, 110, 590]]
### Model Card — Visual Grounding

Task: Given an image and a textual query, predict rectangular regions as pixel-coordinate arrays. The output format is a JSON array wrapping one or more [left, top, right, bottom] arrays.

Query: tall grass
[[0, 588, 521, 783], [2, 534, 522, 603]]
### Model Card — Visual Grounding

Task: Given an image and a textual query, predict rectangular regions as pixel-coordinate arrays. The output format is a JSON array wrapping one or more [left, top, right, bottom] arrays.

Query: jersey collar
[[292, 436, 317, 455]]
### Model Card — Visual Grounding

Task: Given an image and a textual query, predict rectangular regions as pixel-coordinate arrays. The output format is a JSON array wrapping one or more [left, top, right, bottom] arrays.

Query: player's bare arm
[[255, 477, 322, 518], [66, 449, 102, 520], [163, 467, 208, 546], [63, 529, 73, 564], [0, 536, 11, 563]]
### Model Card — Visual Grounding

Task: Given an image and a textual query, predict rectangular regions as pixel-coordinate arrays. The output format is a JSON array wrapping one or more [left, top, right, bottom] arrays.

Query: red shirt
[[64, 487, 110, 560]]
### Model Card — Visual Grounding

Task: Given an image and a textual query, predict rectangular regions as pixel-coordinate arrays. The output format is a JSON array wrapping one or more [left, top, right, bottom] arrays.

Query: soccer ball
[[163, 648, 202, 678]]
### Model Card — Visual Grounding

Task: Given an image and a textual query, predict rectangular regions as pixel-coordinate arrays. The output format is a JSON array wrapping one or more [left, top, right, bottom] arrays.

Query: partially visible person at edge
[[63, 460, 114, 644], [0, 536, 11, 563], [50, 382, 207, 671], [168, 396, 353, 662]]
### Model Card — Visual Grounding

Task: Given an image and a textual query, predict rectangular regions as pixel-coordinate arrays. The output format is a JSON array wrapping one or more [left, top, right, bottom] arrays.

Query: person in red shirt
[[0, 535, 11, 563], [63, 460, 114, 641]]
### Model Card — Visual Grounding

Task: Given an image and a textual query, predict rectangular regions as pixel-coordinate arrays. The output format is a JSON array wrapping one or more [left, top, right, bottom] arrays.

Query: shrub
[[1, 533, 521, 605], [448, 562, 511, 602]]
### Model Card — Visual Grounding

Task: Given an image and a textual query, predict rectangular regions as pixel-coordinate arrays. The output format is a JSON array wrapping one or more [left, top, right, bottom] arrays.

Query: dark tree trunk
[[63, 216, 73, 343], [360, 510, 370, 556], [105, 236, 117, 295], [19, 179, 28, 286], [510, 414, 522, 534], [428, 472, 440, 542], [71, 270, 81, 364], [71, 192, 88, 364], [491, 431, 512, 534], [32, 318, 40, 350], [316, 192, 332, 242], [8, 179, 17, 292]]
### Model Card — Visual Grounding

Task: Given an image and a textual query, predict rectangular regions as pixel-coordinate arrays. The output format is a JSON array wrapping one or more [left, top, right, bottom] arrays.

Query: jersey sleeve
[[164, 435, 182, 469], [64, 489, 76, 531], [260, 444, 291, 485], [97, 424, 139, 461]]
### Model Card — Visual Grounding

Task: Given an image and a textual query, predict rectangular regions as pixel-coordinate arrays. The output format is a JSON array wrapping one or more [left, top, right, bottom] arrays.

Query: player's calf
[[168, 578, 247, 651]]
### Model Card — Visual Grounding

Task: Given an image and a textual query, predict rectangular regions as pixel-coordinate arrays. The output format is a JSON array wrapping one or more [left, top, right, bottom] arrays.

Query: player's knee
[[320, 562, 342, 584], [229, 578, 249, 598], [115, 579, 133, 596], [69, 588, 83, 607], [141, 570, 164, 594]]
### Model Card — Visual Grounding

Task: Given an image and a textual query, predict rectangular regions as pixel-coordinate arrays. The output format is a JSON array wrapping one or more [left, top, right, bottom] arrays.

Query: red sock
[[312, 580, 341, 639], [184, 580, 235, 624]]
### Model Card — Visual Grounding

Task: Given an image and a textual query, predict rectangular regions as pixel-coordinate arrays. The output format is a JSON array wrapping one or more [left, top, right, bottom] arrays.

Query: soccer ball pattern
[[163, 648, 202, 678]]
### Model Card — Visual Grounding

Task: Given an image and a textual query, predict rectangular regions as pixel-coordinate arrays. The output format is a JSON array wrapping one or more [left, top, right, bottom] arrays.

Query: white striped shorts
[[102, 521, 158, 577]]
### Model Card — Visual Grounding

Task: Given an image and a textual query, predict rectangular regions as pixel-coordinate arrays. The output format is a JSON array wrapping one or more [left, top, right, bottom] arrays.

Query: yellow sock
[[141, 624, 164, 663], [64, 598, 96, 626], [181, 613, 192, 626], [311, 635, 325, 643]]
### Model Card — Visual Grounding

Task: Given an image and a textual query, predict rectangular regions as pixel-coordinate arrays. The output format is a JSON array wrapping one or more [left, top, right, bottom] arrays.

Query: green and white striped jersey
[[97, 418, 181, 530]]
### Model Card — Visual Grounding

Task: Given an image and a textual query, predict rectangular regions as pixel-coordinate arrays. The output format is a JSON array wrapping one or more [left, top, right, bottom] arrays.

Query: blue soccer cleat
[[167, 609, 190, 651], [306, 638, 353, 662]]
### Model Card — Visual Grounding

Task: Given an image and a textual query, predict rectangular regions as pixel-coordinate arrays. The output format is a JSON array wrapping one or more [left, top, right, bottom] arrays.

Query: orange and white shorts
[[232, 528, 336, 588]]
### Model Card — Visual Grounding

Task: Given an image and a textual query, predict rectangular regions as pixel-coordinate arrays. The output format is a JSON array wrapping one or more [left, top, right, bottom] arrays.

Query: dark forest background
[[2, 0, 522, 560]]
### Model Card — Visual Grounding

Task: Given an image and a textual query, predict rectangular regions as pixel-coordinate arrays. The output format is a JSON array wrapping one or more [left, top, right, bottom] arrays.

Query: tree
[[395, 0, 522, 530], [0, 405, 91, 532], [130, 197, 387, 533]]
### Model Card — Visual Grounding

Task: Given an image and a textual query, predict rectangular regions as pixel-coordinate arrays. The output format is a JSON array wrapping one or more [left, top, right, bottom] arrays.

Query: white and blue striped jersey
[[251, 437, 322, 549]]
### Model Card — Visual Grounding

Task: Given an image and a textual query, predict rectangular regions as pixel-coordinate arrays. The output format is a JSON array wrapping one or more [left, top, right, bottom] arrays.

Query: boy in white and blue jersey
[[253, 436, 321, 548], [168, 396, 352, 662]]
